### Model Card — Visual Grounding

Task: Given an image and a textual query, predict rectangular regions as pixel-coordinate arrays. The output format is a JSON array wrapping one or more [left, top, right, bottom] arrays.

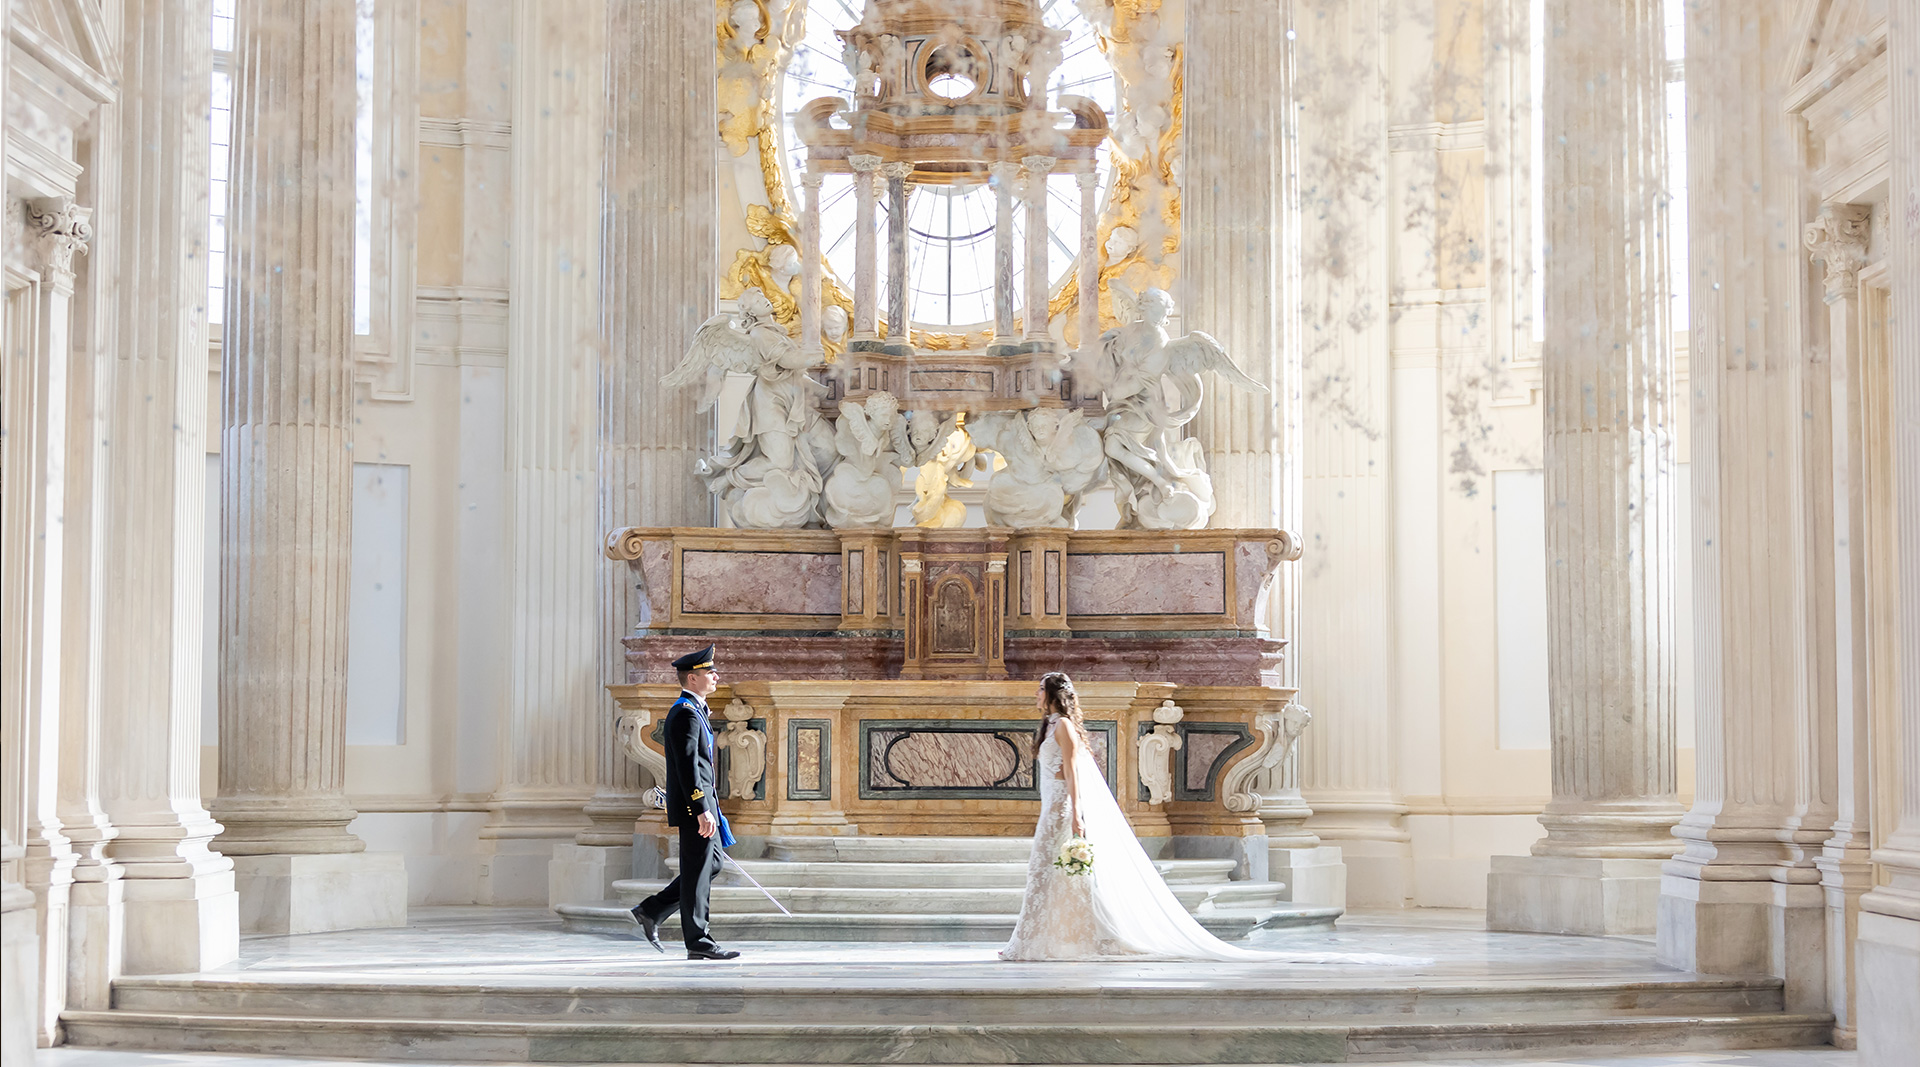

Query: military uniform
[[633, 647, 730, 956]]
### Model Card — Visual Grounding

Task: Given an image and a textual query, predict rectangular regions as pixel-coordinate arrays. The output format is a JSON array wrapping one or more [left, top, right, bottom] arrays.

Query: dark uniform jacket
[[662, 691, 720, 829]]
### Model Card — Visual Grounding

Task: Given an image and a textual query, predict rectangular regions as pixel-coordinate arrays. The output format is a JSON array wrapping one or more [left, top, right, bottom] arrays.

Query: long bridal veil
[[1067, 739, 1427, 965]]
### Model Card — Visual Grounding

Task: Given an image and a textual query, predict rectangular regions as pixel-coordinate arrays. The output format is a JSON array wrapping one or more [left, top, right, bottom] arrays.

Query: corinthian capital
[[1804, 203, 1871, 305], [27, 197, 93, 278]]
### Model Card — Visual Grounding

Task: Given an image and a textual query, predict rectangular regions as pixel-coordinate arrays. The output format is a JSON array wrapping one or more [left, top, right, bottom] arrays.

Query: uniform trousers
[[638, 821, 725, 952]]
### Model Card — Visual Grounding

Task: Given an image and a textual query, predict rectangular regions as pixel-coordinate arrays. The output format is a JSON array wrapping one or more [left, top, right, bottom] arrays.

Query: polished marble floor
[[100, 905, 1753, 987]]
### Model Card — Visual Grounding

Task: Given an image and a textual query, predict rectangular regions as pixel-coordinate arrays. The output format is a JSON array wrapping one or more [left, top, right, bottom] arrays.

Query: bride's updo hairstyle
[[1033, 671, 1085, 755]]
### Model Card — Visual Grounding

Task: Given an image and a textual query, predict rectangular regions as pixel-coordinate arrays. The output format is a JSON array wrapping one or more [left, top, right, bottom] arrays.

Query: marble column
[[1293, 0, 1394, 908], [0, 12, 32, 1048], [849, 155, 881, 341], [214, 0, 407, 931], [1655, 0, 1837, 994], [1021, 156, 1054, 343], [1183, 0, 1330, 898], [883, 162, 913, 345], [563, 0, 714, 906], [1075, 171, 1099, 356], [478, 0, 607, 906], [1806, 203, 1874, 1040], [85, 0, 240, 981], [1856, 3, 1920, 1063], [799, 171, 823, 359], [1489, 0, 1680, 936], [17, 197, 90, 1044], [991, 162, 1020, 342]]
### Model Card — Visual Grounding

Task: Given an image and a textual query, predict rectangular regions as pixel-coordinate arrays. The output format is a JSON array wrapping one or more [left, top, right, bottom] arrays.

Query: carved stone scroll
[[1220, 701, 1311, 812]]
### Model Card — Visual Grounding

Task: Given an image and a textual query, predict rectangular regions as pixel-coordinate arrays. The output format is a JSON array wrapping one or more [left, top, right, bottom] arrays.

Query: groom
[[631, 646, 741, 961]]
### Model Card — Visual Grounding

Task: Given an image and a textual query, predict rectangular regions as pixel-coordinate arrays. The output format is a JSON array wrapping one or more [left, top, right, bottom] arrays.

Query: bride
[[1000, 672, 1419, 964]]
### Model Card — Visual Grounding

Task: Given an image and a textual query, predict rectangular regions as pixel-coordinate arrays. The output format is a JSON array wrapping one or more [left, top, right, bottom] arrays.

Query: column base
[[233, 853, 407, 935], [1270, 845, 1346, 907], [548, 843, 632, 909], [1857, 903, 1920, 1065], [1487, 854, 1664, 935], [1657, 867, 1828, 1005], [122, 869, 239, 974], [64, 874, 123, 1011], [3, 884, 39, 1065]]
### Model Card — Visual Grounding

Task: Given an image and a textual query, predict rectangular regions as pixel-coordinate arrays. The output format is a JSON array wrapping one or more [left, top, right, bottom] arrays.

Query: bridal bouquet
[[1053, 836, 1095, 876]]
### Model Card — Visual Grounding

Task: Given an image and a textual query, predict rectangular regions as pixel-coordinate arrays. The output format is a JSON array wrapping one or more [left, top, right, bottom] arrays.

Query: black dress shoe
[[687, 947, 741, 961], [630, 906, 663, 953]]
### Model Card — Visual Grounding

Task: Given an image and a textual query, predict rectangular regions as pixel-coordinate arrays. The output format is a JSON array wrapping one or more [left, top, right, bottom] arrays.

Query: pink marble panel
[[1064, 552, 1226, 616], [680, 550, 843, 616], [638, 540, 674, 626], [870, 730, 1031, 789], [1234, 540, 1280, 629], [1185, 731, 1238, 792]]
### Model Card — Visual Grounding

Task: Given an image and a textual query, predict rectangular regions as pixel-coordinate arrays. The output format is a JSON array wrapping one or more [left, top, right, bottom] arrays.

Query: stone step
[[610, 878, 1286, 916], [673, 857, 1241, 888], [764, 836, 1036, 863], [105, 970, 1793, 1025], [554, 902, 1329, 942], [62, 1007, 1836, 1064]]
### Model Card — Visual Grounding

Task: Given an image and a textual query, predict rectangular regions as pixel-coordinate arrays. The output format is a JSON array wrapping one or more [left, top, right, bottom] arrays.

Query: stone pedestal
[[548, 843, 633, 910], [232, 854, 408, 936], [1269, 845, 1347, 908], [1490, 856, 1664, 936], [2, 868, 37, 1066]]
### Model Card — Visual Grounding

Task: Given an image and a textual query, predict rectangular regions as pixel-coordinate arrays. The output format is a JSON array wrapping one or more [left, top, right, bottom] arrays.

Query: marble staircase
[[555, 836, 1337, 941], [64, 967, 1832, 1063]]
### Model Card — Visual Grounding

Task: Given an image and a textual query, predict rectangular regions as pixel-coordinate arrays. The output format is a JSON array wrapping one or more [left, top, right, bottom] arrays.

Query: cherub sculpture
[[898, 410, 978, 528], [662, 288, 834, 528], [966, 408, 1106, 528], [823, 392, 907, 528], [1071, 286, 1268, 530]]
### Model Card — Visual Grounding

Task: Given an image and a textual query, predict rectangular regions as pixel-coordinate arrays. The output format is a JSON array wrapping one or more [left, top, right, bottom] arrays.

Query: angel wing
[[1164, 330, 1270, 394], [888, 407, 915, 469], [662, 313, 760, 413], [1108, 280, 1141, 325], [838, 400, 882, 457]]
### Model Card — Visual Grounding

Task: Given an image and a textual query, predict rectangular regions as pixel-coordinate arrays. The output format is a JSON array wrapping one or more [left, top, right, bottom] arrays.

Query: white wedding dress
[[1000, 727, 1420, 964]]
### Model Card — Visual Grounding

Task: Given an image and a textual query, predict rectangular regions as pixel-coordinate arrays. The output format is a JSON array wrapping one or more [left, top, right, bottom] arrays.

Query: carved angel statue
[[662, 288, 835, 528], [823, 392, 908, 528], [1071, 285, 1268, 530], [900, 410, 979, 528], [966, 408, 1106, 528]]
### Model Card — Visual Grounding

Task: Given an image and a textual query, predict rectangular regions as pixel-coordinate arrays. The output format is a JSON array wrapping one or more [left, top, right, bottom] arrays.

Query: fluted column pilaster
[[480, 0, 608, 906], [1489, 0, 1680, 936], [1853, 5, 1920, 1062], [93, 0, 237, 976], [1655, 1, 1838, 990], [1293, 0, 1396, 906], [576, 0, 714, 879], [1183, 0, 1315, 866], [213, 0, 362, 857]]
